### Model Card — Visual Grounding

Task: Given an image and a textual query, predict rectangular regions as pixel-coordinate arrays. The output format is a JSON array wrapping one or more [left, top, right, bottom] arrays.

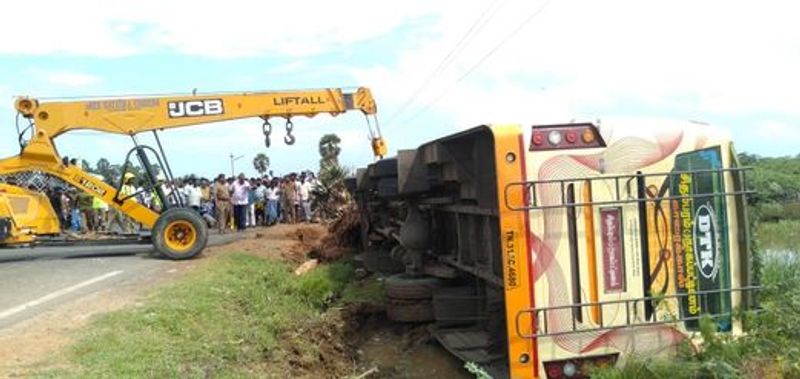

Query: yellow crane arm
[[15, 87, 377, 137]]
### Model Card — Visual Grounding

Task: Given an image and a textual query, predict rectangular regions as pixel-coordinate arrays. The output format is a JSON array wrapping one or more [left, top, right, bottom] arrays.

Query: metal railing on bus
[[514, 286, 760, 339], [503, 167, 753, 211]]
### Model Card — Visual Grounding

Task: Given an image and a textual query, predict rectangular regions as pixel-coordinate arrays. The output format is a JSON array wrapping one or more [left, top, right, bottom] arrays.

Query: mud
[[343, 304, 471, 379]]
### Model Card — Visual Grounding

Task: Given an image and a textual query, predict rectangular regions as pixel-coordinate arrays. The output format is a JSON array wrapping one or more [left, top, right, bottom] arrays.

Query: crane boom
[[14, 87, 378, 140]]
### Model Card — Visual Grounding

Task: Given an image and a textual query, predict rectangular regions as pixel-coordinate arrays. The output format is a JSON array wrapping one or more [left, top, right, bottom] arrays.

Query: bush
[[294, 261, 354, 309], [753, 202, 800, 222]]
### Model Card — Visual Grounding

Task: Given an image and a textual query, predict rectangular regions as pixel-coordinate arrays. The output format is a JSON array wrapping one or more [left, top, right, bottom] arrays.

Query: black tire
[[385, 273, 442, 300], [152, 208, 208, 260], [386, 299, 434, 323]]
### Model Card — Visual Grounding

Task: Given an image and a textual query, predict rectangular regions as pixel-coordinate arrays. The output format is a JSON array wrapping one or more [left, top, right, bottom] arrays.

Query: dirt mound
[[317, 205, 361, 261], [277, 313, 356, 378], [281, 225, 327, 264]]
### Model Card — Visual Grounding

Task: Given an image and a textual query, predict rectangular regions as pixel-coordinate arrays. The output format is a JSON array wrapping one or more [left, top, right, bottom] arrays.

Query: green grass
[[756, 220, 800, 253], [340, 276, 385, 306], [37, 254, 355, 379]]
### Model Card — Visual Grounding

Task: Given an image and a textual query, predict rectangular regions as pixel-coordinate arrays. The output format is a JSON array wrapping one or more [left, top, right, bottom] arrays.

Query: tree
[[318, 134, 342, 167], [312, 163, 351, 220], [81, 159, 94, 173], [314, 134, 351, 220], [253, 153, 270, 176]]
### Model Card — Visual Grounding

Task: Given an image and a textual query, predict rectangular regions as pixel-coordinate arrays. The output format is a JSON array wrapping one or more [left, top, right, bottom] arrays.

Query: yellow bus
[[353, 120, 756, 379]]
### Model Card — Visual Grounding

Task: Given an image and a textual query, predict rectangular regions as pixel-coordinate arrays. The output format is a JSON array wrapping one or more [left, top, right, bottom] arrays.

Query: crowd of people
[[203, 171, 318, 234], [44, 170, 320, 235]]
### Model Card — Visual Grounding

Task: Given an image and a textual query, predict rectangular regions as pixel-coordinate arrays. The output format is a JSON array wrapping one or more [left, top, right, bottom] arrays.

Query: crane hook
[[262, 119, 272, 148], [284, 119, 295, 145]]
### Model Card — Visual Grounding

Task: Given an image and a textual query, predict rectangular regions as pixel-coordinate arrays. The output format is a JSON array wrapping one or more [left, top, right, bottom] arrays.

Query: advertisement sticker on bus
[[600, 207, 626, 293], [670, 147, 732, 331]]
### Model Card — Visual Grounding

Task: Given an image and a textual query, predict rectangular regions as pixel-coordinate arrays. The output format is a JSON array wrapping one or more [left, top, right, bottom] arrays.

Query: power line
[[385, 0, 510, 125], [399, 0, 556, 125]]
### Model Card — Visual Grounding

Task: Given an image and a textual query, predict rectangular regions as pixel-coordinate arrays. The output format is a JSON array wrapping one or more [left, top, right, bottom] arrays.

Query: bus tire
[[386, 299, 434, 323], [385, 274, 442, 300], [152, 208, 208, 260]]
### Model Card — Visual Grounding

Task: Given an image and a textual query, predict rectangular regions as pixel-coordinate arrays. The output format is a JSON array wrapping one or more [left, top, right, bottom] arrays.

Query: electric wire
[[384, 0, 510, 125], [398, 0, 556, 125]]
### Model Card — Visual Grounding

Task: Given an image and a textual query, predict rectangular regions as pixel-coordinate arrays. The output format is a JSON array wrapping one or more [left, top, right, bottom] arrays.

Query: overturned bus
[[349, 121, 757, 379]]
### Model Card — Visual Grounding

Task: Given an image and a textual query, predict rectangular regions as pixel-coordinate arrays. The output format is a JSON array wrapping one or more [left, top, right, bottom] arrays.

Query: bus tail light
[[543, 353, 619, 378], [529, 122, 606, 151]]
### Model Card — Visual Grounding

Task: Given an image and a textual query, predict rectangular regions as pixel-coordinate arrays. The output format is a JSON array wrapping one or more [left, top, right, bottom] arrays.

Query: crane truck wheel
[[152, 208, 208, 260]]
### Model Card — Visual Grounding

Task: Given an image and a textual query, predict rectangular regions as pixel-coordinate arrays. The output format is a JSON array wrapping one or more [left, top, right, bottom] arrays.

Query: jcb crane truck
[[1, 87, 383, 259], [351, 121, 758, 378]]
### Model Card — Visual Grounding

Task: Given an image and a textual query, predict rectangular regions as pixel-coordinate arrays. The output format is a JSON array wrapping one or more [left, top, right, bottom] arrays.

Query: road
[[0, 234, 238, 331]]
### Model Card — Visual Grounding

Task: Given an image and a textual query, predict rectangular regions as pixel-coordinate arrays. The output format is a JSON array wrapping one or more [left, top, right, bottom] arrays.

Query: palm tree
[[318, 134, 341, 166], [253, 153, 270, 176]]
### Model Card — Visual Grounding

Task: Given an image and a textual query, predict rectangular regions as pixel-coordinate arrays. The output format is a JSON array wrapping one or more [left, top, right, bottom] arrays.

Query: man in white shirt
[[231, 173, 251, 232], [299, 174, 313, 222], [186, 179, 202, 213]]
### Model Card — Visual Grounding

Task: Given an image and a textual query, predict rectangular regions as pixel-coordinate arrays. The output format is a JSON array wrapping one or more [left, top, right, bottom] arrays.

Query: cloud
[[40, 71, 101, 88], [0, 0, 441, 58], [756, 120, 800, 140], [353, 0, 800, 135], [4, 0, 798, 169]]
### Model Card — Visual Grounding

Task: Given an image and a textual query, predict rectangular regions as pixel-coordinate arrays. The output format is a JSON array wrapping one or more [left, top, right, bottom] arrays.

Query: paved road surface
[[0, 234, 239, 331]]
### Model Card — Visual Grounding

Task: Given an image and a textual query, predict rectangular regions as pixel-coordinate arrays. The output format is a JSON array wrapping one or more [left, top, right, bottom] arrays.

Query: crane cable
[[384, 0, 511, 125], [398, 0, 557, 125]]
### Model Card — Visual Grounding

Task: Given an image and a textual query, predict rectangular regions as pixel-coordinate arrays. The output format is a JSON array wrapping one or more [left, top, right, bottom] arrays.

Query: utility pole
[[229, 153, 244, 177]]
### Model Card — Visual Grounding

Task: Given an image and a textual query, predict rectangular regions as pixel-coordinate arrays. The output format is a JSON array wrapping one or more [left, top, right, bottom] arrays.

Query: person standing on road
[[266, 180, 279, 226], [77, 191, 94, 233], [246, 178, 256, 227], [231, 173, 251, 232], [92, 195, 109, 232], [253, 179, 267, 226], [281, 177, 296, 224], [186, 179, 202, 213], [299, 174, 313, 222], [213, 174, 232, 234]]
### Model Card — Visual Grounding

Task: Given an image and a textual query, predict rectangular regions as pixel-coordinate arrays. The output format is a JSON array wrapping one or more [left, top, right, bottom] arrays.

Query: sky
[[0, 0, 798, 178]]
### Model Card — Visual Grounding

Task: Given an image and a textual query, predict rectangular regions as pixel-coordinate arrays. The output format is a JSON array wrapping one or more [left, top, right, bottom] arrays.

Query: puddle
[[358, 326, 472, 379]]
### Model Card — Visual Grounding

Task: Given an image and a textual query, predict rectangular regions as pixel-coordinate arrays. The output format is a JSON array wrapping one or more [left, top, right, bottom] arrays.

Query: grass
[[37, 253, 356, 379], [756, 220, 800, 253]]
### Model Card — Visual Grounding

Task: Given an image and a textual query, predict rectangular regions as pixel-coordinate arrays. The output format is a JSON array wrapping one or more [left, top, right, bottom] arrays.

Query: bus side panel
[[525, 122, 745, 374]]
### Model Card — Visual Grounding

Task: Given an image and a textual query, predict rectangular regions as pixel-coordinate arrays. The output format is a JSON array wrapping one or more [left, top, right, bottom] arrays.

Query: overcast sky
[[0, 0, 797, 178]]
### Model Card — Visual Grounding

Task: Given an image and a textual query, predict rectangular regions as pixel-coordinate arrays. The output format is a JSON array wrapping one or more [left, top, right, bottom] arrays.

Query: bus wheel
[[385, 274, 442, 300], [152, 208, 208, 260], [386, 299, 434, 323]]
